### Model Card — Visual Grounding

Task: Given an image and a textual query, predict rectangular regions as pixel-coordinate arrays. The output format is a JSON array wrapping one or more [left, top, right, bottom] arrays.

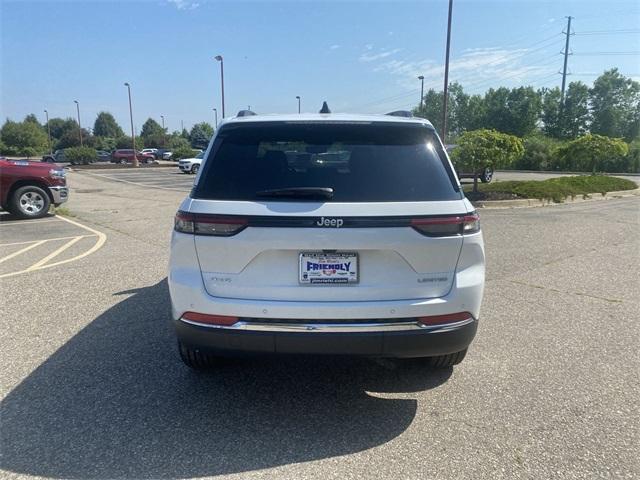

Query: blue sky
[[1, 0, 639, 133]]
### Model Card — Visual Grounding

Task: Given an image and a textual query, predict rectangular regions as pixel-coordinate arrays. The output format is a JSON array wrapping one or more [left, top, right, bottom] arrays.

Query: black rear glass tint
[[195, 122, 461, 202]]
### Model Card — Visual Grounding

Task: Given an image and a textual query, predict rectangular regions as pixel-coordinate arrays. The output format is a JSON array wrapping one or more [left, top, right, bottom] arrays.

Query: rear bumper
[[174, 317, 478, 358]]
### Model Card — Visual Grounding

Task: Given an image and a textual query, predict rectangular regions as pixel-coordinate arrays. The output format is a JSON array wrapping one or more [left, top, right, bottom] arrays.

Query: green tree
[[484, 86, 541, 137], [516, 135, 562, 170], [413, 83, 476, 139], [189, 122, 214, 148], [93, 112, 124, 138], [140, 118, 164, 139], [167, 134, 190, 150], [451, 129, 524, 191], [590, 69, 640, 141], [115, 135, 145, 150], [47, 118, 78, 140], [24, 114, 41, 126], [0, 119, 49, 156], [65, 146, 98, 165], [553, 134, 629, 172], [541, 87, 562, 138], [562, 82, 590, 139]]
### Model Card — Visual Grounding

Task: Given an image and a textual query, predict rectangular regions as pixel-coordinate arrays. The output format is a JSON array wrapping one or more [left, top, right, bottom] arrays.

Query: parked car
[[178, 151, 204, 174], [110, 149, 155, 164], [162, 150, 173, 160], [96, 150, 112, 162], [42, 150, 66, 163], [169, 108, 485, 369], [445, 144, 493, 183], [140, 148, 159, 159], [0, 158, 68, 218]]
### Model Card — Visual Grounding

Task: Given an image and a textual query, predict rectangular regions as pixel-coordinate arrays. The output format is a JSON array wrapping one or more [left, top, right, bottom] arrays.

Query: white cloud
[[364, 44, 374, 51], [329, 44, 341, 50], [167, 0, 200, 10], [365, 46, 552, 91], [359, 48, 402, 63]]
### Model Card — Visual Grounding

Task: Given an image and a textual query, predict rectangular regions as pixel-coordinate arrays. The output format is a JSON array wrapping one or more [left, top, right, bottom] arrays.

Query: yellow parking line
[[0, 215, 107, 279], [0, 234, 97, 248], [0, 241, 47, 264], [27, 236, 83, 270]]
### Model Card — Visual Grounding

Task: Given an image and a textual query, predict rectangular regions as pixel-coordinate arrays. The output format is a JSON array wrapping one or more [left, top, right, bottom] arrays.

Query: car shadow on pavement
[[1, 279, 451, 479]]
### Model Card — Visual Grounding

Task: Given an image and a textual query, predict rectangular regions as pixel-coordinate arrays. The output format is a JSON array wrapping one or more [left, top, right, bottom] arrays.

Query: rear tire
[[191, 164, 199, 174], [9, 185, 51, 219], [178, 342, 221, 369], [427, 348, 468, 368], [480, 167, 493, 183]]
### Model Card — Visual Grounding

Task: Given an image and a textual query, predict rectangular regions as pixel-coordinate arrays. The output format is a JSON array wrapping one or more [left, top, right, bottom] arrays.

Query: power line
[[575, 29, 640, 35], [572, 51, 640, 56]]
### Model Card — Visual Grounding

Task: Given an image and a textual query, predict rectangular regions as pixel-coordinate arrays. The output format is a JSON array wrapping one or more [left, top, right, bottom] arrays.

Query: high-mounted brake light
[[182, 312, 239, 326], [418, 312, 474, 326], [411, 213, 480, 237], [174, 211, 248, 236]]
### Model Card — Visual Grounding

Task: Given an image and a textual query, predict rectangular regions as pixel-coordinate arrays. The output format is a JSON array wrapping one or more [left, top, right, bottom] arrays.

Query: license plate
[[299, 252, 358, 284]]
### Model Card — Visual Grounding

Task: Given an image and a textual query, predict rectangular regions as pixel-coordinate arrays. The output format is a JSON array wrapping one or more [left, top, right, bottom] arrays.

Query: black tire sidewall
[[10, 185, 51, 219], [481, 167, 493, 183], [191, 164, 199, 174]]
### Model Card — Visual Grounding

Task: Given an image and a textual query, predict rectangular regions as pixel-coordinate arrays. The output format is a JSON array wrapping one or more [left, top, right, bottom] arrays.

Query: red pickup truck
[[0, 158, 68, 218], [111, 149, 155, 164]]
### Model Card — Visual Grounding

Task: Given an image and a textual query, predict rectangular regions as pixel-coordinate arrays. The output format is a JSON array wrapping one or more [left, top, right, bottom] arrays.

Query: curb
[[474, 187, 640, 209]]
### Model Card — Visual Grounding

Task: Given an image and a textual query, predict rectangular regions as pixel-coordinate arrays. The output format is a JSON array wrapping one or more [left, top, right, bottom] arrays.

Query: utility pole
[[181, 119, 184, 132], [560, 16, 573, 104], [441, 0, 453, 143], [418, 76, 424, 111], [44, 109, 52, 154], [213, 108, 218, 126], [296, 95, 301, 114]]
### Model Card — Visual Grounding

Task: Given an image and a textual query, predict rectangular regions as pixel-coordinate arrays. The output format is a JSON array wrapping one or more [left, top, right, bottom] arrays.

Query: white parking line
[[80, 171, 189, 191], [0, 218, 63, 226], [0, 241, 47, 264], [0, 215, 107, 279]]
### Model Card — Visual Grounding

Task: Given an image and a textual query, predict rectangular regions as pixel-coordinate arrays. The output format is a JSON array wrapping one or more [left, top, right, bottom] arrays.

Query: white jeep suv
[[169, 109, 485, 369]]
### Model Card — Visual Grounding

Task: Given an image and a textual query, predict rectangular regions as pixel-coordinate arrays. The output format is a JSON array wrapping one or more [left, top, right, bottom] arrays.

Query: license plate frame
[[299, 252, 359, 285]]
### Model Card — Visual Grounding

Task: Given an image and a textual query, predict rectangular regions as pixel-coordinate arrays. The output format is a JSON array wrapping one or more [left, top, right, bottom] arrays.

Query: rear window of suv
[[194, 122, 461, 202]]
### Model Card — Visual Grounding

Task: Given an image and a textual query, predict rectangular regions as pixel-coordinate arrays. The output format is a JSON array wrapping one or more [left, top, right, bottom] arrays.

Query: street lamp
[[442, 0, 454, 143], [44, 109, 52, 154], [124, 82, 139, 167], [213, 108, 218, 127], [73, 100, 83, 147], [214, 55, 225, 118], [296, 95, 301, 114], [417, 76, 424, 111], [160, 115, 166, 147]]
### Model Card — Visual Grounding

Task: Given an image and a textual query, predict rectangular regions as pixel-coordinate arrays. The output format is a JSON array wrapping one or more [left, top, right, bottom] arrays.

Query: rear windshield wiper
[[255, 187, 334, 199]]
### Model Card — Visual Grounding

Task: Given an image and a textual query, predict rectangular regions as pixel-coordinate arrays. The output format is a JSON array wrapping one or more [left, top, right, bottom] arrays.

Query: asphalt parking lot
[[0, 169, 638, 479]]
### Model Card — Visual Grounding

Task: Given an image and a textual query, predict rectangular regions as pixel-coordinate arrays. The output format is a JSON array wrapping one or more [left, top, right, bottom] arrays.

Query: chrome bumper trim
[[48, 186, 69, 204], [178, 317, 475, 333]]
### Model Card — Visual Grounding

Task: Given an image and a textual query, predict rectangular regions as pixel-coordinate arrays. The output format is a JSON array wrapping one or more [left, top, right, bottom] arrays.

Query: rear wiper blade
[[256, 187, 334, 199]]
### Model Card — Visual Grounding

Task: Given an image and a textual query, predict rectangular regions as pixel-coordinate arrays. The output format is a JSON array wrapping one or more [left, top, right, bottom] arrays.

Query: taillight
[[418, 312, 474, 326], [182, 312, 239, 326], [411, 213, 480, 237], [174, 211, 248, 236]]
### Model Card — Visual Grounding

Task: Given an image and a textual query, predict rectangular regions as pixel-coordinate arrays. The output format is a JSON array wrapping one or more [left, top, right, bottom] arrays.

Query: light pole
[[160, 115, 166, 147], [124, 82, 139, 167], [44, 109, 52, 154], [214, 55, 225, 118], [442, 0, 454, 143], [418, 76, 424, 111], [73, 100, 83, 147], [296, 95, 301, 113], [213, 108, 218, 126]]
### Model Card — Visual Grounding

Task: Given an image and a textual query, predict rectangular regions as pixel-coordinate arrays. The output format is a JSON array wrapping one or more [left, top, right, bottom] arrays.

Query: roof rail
[[237, 110, 256, 117], [385, 110, 413, 118]]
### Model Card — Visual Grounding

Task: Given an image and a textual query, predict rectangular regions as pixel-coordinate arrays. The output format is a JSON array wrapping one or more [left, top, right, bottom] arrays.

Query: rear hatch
[[187, 121, 468, 302]]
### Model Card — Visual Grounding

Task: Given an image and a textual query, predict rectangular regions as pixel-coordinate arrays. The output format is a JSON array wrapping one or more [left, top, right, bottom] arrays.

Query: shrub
[[553, 134, 629, 172], [167, 135, 190, 150], [172, 147, 199, 160], [451, 128, 524, 173], [625, 139, 640, 173], [514, 135, 563, 171], [65, 147, 98, 165]]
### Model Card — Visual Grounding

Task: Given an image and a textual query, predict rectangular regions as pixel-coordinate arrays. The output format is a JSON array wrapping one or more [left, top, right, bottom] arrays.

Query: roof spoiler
[[385, 110, 413, 118]]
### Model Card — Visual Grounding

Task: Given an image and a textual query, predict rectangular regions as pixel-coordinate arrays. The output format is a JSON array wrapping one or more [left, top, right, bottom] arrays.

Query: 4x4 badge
[[316, 217, 344, 228]]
